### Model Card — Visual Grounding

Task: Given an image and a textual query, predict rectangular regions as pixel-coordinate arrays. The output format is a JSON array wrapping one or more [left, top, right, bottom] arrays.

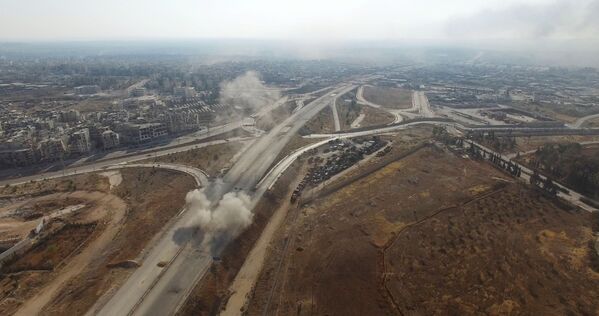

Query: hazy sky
[[1, 0, 598, 41]]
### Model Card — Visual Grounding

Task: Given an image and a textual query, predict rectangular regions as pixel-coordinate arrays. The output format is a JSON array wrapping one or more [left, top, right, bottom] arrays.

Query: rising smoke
[[185, 185, 253, 254], [446, 0, 599, 39], [219, 70, 281, 118], [182, 71, 281, 254]]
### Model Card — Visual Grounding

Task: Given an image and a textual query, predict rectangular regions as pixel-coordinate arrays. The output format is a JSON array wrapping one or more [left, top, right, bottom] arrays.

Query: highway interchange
[[3, 80, 599, 315]]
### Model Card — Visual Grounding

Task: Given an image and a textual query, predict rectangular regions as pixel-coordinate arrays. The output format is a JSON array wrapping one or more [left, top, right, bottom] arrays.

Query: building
[[59, 110, 80, 123], [174, 86, 197, 99], [116, 123, 167, 144], [74, 85, 101, 95], [0, 148, 37, 167], [38, 138, 66, 161], [164, 110, 213, 133], [101, 130, 120, 150], [129, 87, 147, 97], [69, 128, 91, 155]]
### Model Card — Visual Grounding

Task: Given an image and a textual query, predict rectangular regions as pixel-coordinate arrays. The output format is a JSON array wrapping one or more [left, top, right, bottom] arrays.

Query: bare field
[[246, 146, 507, 315], [386, 184, 598, 315], [0, 168, 196, 315], [40, 168, 196, 315], [514, 135, 599, 153], [245, 143, 597, 315], [585, 117, 599, 127], [0, 190, 123, 315], [141, 141, 246, 176], [363, 86, 412, 109], [0, 173, 110, 197], [303, 106, 335, 134], [361, 105, 396, 126]]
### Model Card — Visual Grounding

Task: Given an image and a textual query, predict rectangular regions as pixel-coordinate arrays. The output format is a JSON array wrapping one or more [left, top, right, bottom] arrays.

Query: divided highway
[[92, 84, 356, 316]]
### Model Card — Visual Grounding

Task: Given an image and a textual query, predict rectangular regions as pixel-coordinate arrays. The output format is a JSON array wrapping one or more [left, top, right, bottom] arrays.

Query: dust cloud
[[219, 70, 281, 118], [185, 186, 253, 254]]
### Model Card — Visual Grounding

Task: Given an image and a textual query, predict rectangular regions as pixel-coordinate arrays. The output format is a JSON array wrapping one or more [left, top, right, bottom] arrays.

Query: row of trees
[[532, 143, 599, 198]]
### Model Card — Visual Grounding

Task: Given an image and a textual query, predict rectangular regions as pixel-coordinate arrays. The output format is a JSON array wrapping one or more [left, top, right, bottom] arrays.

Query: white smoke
[[219, 70, 281, 117], [185, 187, 253, 253]]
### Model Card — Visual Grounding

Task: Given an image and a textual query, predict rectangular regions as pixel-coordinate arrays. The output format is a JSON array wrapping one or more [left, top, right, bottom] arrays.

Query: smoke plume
[[185, 186, 253, 254], [219, 70, 281, 117], [446, 0, 599, 39]]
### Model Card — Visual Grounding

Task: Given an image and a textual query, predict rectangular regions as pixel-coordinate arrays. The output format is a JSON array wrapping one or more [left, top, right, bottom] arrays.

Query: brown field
[[361, 105, 396, 127], [40, 168, 196, 315], [363, 86, 412, 109], [386, 185, 598, 315], [0, 168, 196, 315], [70, 98, 118, 113], [0, 173, 110, 197], [336, 102, 361, 130], [4, 223, 97, 273], [303, 106, 335, 134], [141, 141, 246, 176], [514, 135, 599, 153], [585, 117, 599, 128], [244, 143, 598, 315]]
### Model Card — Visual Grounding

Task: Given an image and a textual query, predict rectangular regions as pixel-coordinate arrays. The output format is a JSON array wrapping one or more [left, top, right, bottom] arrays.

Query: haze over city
[[0, 1, 598, 315]]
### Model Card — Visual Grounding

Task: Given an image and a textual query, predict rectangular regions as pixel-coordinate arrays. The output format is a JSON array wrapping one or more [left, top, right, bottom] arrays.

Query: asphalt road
[[0, 136, 249, 187], [92, 84, 356, 316], [331, 98, 341, 132]]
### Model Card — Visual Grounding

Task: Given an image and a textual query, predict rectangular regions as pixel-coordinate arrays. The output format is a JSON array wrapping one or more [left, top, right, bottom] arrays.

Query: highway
[[0, 137, 250, 187], [9, 78, 597, 315], [413, 91, 434, 118], [92, 83, 356, 316], [331, 99, 341, 132]]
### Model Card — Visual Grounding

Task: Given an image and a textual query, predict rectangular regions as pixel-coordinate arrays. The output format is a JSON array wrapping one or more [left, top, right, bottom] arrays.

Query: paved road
[[92, 84, 356, 316], [0, 121, 243, 183], [331, 99, 341, 132], [413, 91, 434, 118], [0, 136, 252, 187], [569, 113, 599, 128]]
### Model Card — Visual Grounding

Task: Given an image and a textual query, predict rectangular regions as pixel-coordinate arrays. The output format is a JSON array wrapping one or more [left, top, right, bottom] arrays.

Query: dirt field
[[141, 141, 246, 176], [4, 223, 97, 273], [0, 173, 110, 197], [336, 101, 361, 130], [303, 106, 335, 134], [511, 103, 585, 123], [585, 117, 599, 127], [362, 86, 412, 109], [361, 105, 397, 127], [0, 190, 125, 315], [38, 168, 196, 315], [386, 184, 598, 315], [514, 135, 599, 153], [0, 168, 196, 315], [244, 143, 598, 315]]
